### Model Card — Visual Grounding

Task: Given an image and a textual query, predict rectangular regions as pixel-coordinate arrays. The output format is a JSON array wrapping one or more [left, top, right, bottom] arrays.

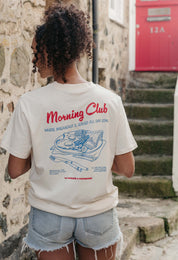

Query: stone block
[[98, 68, 106, 86], [0, 148, 6, 155], [0, 102, 3, 113], [157, 207, 178, 235], [10, 216, 20, 225], [0, 45, 5, 77], [166, 209, 178, 235], [119, 219, 139, 260], [0, 213, 7, 236], [10, 46, 30, 87], [0, 225, 28, 259], [4, 166, 11, 183], [121, 217, 165, 243], [23, 214, 29, 225], [12, 195, 24, 208], [1, 78, 7, 84], [110, 78, 116, 91], [2, 194, 10, 208]]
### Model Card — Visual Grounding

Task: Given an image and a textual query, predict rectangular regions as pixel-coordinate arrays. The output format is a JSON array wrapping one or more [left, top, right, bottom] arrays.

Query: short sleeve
[[0, 99, 32, 159], [115, 97, 137, 155]]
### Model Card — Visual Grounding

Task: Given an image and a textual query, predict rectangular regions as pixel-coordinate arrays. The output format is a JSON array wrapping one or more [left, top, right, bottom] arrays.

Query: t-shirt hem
[[0, 142, 29, 159], [116, 143, 138, 156], [28, 195, 119, 218]]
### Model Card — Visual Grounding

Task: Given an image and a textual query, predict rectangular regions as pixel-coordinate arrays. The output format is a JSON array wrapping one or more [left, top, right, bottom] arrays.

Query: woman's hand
[[111, 151, 135, 178], [8, 154, 31, 179]]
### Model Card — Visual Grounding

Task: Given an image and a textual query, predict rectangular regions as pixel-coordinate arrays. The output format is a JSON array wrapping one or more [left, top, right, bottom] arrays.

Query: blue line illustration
[[49, 129, 106, 171], [49, 155, 88, 172]]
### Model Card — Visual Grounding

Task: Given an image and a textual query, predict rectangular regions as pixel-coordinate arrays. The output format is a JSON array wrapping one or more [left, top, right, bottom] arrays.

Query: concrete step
[[135, 155, 172, 176], [126, 88, 174, 104], [134, 135, 173, 156], [113, 176, 176, 198], [124, 103, 173, 120], [129, 119, 173, 136]]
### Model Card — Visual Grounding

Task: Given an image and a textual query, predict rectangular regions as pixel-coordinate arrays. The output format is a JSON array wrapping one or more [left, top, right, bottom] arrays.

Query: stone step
[[129, 119, 173, 136], [119, 220, 139, 260], [134, 136, 173, 156], [118, 196, 178, 259], [113, 176, 176, 198], [128, 72, 177, 89], [126, 88, 174, 104], [135, 155, 172, 176], [124, 103, 173, 120]]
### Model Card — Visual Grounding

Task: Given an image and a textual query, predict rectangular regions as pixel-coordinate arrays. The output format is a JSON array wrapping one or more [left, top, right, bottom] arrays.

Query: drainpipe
[[92, 0, 98, 83]]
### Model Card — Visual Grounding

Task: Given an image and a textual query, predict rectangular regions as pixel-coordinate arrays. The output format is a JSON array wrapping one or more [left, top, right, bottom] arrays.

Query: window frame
[[109, 0, 124, 25]]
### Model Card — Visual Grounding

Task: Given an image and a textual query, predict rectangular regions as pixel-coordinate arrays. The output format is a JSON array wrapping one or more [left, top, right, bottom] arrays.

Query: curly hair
[[32, 3, 94, 83]]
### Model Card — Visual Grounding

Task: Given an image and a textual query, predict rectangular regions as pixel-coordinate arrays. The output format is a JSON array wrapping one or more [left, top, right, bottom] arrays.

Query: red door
[[136, 0, 178, 71]]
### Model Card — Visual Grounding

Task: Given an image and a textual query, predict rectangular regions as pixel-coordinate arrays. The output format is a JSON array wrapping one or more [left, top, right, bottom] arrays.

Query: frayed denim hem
[[76, 231, 123, 260], [21, 237, 76, 259], [21, 236, 123, 260]]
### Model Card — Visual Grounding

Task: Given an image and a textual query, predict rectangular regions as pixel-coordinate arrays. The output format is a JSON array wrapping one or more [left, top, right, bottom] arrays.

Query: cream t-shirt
[[1, 81, 137, 217]]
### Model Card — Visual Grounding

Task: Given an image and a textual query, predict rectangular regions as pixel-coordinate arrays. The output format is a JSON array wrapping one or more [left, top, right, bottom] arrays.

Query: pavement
[[117, 195, 178, 260], [130, 230, 178, 260]]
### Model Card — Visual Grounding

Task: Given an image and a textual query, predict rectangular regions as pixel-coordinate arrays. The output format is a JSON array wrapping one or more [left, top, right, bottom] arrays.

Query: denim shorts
[[23, 206, 123, 256]]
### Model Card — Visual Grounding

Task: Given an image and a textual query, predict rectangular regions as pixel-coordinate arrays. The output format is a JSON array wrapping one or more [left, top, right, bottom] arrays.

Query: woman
[[1, 3, 137, 260]]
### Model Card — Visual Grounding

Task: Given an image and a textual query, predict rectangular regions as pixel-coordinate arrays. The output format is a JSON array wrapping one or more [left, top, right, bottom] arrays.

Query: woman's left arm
[[111, 151, 135, 178], [8, 154, 31, 179]]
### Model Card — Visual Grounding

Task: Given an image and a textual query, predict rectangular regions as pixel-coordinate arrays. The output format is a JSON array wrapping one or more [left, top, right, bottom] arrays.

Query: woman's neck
[[53, 63, 87, 84]]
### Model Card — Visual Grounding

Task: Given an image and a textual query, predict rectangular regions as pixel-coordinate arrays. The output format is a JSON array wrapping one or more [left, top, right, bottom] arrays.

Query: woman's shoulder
[[20, 83, 53, 101], [92, 83, 121, 102]]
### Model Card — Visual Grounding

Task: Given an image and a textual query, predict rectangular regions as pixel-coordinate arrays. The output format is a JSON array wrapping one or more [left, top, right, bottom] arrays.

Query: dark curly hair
[[32, 3, 94, 83]]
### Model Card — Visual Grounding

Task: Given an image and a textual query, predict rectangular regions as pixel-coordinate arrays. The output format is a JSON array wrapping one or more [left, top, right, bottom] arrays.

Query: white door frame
[[173, 78, 178, 195], [129, 0, 136, 71]]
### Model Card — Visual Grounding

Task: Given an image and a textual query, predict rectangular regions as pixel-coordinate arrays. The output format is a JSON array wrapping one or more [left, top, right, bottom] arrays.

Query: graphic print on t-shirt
[[49, 129, 106, 172]]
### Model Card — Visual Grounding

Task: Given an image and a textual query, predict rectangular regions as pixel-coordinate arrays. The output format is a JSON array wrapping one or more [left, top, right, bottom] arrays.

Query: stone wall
[[0, 0, 130, 250], [97, 0, 129, 95], [0, 0, 46, 243]]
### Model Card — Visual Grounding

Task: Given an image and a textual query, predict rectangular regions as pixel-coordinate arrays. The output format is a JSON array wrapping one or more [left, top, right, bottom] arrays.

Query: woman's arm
[[8, 154, 31, 179], [111, 151, 135, 178]]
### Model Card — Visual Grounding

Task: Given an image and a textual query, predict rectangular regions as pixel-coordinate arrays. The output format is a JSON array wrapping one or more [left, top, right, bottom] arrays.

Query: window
[[109, 0, 124, 25]]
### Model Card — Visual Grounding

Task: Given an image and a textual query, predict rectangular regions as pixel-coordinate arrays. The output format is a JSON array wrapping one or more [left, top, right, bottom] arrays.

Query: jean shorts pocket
[[83, 209, 113, 236], [31, 207, 62, 237]]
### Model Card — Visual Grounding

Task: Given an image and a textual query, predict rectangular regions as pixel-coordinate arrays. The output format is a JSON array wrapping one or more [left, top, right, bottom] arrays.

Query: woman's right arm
[[8, 154, 31, 179], [111, 151, 135, 178]]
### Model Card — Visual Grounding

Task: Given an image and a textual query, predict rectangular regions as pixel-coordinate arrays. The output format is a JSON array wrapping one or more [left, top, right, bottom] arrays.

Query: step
[[126, 88, 174, 104], [135, 155, 172, 176], [128, 72, 177, 89], [119, 220, 139, 260], [129, 119, 173, 136], [134, 136, 173, 156], [118, 196, 178, 250], [113, 176, 176, 198], [124, 103, 173, 120]]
